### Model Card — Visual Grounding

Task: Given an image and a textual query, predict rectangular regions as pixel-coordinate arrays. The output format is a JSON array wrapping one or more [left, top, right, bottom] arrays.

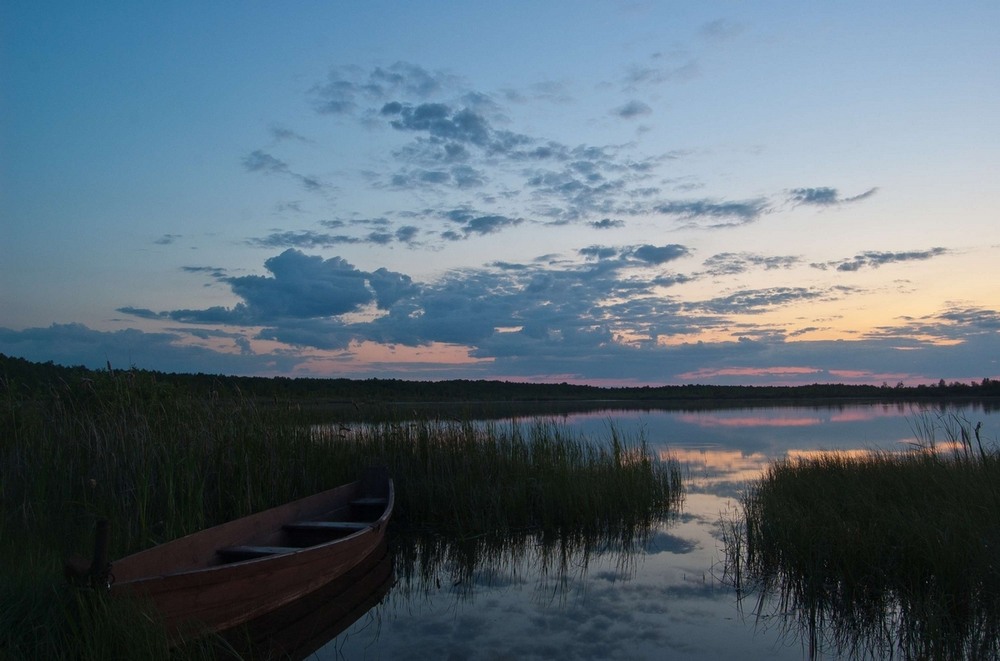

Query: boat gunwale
[[111, 476, 394, 586]]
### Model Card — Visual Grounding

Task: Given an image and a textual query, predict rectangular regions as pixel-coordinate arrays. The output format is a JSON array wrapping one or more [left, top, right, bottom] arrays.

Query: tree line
[[3, 353, 999, 405]]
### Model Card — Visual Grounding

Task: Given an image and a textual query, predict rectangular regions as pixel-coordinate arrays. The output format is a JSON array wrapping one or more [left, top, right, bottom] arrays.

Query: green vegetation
[[0, 358, 680, 658], [724, 416, 1000, 659]]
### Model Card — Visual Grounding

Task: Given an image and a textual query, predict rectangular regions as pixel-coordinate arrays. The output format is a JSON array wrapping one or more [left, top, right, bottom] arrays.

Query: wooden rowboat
[[222, 537, 394, 659], [109, 467, 394, 638]]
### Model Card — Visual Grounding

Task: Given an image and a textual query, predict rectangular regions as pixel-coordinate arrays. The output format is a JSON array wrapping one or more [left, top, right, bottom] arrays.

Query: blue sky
[[2, 1, 998, 385]]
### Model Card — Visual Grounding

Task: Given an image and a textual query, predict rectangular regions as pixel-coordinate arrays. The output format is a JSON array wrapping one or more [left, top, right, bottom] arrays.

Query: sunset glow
[[3, 3, 997, 385]]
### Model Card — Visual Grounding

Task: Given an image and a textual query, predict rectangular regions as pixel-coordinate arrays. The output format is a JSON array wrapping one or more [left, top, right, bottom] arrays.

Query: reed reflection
[[390, 520, 661, 605]]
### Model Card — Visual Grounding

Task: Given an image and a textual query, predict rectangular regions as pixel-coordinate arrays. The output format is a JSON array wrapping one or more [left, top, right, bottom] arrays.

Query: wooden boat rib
[[109, 467, 394, 637]]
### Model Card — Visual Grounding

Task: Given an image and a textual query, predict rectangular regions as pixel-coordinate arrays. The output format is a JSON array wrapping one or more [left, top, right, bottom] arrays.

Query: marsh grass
[[1, 367, 680, 658], [725, 415, 1000, 659]]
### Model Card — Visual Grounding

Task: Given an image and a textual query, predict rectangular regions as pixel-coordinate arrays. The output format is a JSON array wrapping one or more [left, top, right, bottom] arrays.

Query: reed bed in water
[[329, 419, 681, 537], [1, 367, 680, 658], [725, 416, 1000, 660]]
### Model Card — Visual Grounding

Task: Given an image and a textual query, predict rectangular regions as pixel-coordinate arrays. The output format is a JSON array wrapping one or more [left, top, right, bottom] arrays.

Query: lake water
[[316, 401, 1000, 660]]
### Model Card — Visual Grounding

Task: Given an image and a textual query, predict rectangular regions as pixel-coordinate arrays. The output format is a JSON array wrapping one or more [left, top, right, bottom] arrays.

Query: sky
[[2, 1, 998, 386]]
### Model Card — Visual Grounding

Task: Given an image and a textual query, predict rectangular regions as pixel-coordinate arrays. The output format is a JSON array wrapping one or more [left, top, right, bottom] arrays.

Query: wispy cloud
[[654, 198, 769, 227], [613, 100, 652, 119], [242, 149, 327, 192], [812, 247, 949, 271], [789, 186, 878, 206], [702, 252, 801, 276]]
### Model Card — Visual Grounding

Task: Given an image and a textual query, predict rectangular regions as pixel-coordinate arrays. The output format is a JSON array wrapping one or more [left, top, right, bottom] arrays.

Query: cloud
[[590, 218, 625, 229], [812, 247, 949, 272], [441, 209, 523, 239], [789, 186, 878, 206], [269, 124, 310, 143], [613, 100, 652, 119], [310, 62, 457, 114], [248, 231, 362, 249], [690, 286, 854, 315], [0, 323, 299, 376], [624, 56, 700, 88], [243, 150, 288, 175], [154, 234, 181, 245], [700, 18, 745, 41], [654, 198, 769, 227], [702, 252, 801, 276], [242, 150, 327, 192], [145, 249, 418, 326], [631, 244, 689, 264]]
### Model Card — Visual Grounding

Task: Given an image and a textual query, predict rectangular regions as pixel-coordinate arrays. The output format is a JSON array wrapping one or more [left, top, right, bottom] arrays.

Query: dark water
[[316, 401, 1000, 660]]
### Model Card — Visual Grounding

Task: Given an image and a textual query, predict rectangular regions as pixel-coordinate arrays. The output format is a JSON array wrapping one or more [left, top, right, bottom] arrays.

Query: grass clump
[[726, 416, 1000, 659]]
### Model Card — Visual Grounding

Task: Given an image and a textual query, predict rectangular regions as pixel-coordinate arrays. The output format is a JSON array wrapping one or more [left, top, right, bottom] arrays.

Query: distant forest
[[3, 353, 1000, 407]]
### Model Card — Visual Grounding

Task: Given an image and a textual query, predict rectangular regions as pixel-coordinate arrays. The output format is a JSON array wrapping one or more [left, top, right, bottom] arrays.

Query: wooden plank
[[284, 521, 370, 533], [351, 497, 388, 507], [217, 545, 300, 560]]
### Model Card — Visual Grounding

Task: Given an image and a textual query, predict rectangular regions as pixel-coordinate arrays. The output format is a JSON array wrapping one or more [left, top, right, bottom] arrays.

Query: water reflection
[[391, 523, 658, 603], [222, 541, 393, 660], [316, 403, 1000, 660]]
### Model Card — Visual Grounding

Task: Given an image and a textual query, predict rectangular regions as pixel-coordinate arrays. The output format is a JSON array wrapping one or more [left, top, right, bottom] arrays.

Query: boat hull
[[109, 469, 393, 637]]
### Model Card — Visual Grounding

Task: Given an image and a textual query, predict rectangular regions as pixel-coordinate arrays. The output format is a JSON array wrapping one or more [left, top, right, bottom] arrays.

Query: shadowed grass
[[1, 367, 681, 658], [725, 416, 1000, 659]]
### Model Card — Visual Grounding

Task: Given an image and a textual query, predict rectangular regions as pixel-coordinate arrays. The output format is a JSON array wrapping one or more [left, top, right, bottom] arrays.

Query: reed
[[1, 366, 680, 657], [725, 416, 1000, 659]]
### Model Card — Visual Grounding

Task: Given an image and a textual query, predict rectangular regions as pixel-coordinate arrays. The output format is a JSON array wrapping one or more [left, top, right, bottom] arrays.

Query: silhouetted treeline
[[3, 353, 1000, 407]]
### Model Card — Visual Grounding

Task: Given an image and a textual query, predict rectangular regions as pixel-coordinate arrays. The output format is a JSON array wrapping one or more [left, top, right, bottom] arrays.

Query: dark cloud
[[812, 247, 949, 272], [248, 231, 361, 249], [690, 286, 852, 315], [590, 218, 625, 230], [440, 209, 523, 239], [702, 252, 801, 276], [157, 250, 418, 326], [243, 150, 288, 175], [789, 186, 878, 206], [614, 100, 652, 119], [631, 244, 689, 264], [311, 62, 455, 114], [395, 225, 420, 244], [154, 234, 180, 245], [116, 306, 167, 320], [624, 57, 700, 88], [269, 125, 309, 143], [654, 198, 769, 226], [0, 323, 300, 376], [181, 265, 228, 279], [242, 150, 327, 192]]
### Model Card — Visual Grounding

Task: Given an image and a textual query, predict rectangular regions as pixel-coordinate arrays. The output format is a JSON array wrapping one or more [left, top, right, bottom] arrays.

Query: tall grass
[[1, 367, 681, 658], [725, 416, 1000, 659], [332, 419, 681, 538]]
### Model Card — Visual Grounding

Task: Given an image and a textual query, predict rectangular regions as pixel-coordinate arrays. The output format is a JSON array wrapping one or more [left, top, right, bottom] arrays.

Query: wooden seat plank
[[284, 521, 371, 533], [217, 545, 299, 560]]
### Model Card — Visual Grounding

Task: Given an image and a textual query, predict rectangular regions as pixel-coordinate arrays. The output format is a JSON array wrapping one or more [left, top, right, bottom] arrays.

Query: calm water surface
[[317, 401, 1000, 660]]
